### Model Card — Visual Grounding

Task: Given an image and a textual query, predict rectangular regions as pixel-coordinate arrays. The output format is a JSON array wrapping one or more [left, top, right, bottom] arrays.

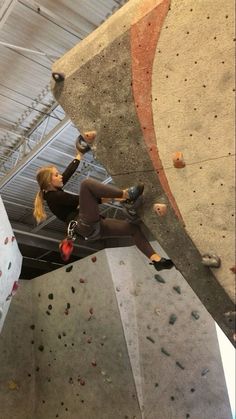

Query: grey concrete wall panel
[[0, 247, 232, 418]]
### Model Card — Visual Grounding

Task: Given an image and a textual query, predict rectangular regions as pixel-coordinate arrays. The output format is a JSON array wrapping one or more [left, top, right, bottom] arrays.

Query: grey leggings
[[75, 178, 155, 259]]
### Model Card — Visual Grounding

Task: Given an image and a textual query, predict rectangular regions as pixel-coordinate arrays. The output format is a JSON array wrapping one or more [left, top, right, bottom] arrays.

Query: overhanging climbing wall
[[0, 246, 232, 419], [51, 0, 235, 345], [0, 196, 22, 333]]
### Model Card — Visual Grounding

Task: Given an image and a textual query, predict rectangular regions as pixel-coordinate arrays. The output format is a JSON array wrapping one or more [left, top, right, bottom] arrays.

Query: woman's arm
[[62, 152, 82, 185]]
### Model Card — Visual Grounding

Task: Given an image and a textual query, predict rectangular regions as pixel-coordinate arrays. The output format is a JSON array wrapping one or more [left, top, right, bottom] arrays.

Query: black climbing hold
[[191, 311, 200, 320], [71, 287, 75, 293], [52, 72, 65, 82], [48, 293, 54, 300], [201, 368, 210, 376], [176, 361, 185, 370], [58, 334, 61, 339], [66, 265, 73, 272], [48, 305, 52, 310], [155, 383, 159, 387], [154, 274, 166, 283], [146, 336, 155, 344], [38, 345, 44, 352], [8, 262, 11, 270], [66, 303, 70, 309], [30, 325, 35, 330], [169, 314, 177, 325], [46, 311, 51, 316], [173, 286, 181, 294], [161, 347, 170, 356]]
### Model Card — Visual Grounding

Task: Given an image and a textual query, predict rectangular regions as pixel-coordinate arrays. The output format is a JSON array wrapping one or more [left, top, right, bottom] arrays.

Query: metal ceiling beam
[[0, 0, 17, 30], [0, 116, 71, 190]]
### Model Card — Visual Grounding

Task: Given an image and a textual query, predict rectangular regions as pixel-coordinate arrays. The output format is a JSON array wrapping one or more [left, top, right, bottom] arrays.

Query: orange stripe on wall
[[131, 0, 184, 223]]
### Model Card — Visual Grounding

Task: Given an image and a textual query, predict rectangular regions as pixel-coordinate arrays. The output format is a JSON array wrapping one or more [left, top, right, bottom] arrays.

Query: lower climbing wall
[[0, 196, 22, 333], [0, 246, 232, 419], [51, 0, 235, 345]]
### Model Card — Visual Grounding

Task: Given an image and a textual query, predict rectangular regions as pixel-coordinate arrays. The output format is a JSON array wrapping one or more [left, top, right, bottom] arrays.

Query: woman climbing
[[33, 133, 174, 272]]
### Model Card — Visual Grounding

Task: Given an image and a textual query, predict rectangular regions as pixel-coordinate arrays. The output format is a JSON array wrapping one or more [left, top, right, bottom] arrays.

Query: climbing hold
[[71, 287, 75, 294], [172, 151, 186, 168], [48, 293, 54, 300], [154, 307, 161, 316], [146, 336, 155, 344], [11, 281, 19, 295], [161, 347, 170, 356], [191, 311, 200, 320], [79, 379, 85, 386], [173, 286, 181, 294], [87, 337, 92, 344], [52, 72, 65, 82], [154, 274, 166, 283], [91, 256, 97, 263], [230, 266, 236, 274], [66, 265, 73, 272], [4, 237, 8, 244], [201, 368, 210, 376], [83, 130, 97, 144], [38, 345, 44, 352], [89, 308, 94, 315], [7, 380, 19, 390], [201, 253, 221, 268], [176, 361, 185, 370], [153, 203, 167, 216], [169, 314, 177, 325], [80, 278, 85, 283], [75, 135, 91, 154]]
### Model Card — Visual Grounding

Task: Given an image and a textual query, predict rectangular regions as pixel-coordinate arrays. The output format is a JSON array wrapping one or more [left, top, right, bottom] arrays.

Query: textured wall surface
[[51, 0, 235, 345], [0, 196, 22, 333], [0, 246, 232, 419]]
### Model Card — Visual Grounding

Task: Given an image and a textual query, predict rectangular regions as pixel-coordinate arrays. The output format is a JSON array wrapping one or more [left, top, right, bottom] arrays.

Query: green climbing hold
[[191, 311, 200, 320], [173, 286, 181, 294], [155, 274, 166, 283], [161, 347, 170, 356], [176, 361, 185, 370], [146, 336, 155, 344], [169, 314, 177, 325]]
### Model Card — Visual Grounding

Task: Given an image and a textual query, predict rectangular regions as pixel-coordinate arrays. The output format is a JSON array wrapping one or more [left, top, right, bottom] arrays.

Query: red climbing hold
[[91, 256, 97, 263]]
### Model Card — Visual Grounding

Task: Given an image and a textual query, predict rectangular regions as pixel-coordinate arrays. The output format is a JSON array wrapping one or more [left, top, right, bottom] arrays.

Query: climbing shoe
[[152, 258, 174, 271], [59, 238, 74, 262], [125, 183, 144, 204]]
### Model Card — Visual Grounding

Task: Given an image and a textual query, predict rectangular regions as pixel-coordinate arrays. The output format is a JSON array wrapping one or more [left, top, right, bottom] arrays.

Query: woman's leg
[[79, 178, 124, 223], [100, 218, 156, 259]]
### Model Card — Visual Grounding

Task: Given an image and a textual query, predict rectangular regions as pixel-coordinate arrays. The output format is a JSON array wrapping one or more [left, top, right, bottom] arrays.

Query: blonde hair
[[33, 166, 55, 224]]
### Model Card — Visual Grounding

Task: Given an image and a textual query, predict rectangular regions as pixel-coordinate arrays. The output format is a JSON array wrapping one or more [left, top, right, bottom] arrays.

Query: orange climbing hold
[[83, 130, 97, 143], [172, 151, 185, 168], [153, 203, 167, 216]]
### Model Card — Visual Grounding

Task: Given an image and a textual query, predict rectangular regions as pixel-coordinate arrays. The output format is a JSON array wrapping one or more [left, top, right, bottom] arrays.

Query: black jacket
[[44, 159, 80, 223]]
